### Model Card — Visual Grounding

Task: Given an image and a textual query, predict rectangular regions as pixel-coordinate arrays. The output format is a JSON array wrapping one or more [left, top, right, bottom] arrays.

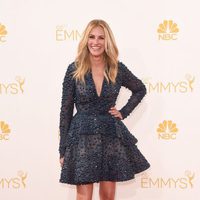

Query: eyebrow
[[89, 33, 105, 37]]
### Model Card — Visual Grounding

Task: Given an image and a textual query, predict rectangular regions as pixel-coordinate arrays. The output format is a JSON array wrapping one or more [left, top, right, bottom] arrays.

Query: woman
[[59, 19, 150, 200]]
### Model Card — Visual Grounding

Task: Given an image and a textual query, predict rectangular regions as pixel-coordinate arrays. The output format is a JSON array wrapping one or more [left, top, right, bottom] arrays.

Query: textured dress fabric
[[59, 61, 150, 185]]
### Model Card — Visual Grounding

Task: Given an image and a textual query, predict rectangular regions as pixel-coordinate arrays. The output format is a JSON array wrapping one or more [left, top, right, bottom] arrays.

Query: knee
[[99, 181, 116, 200], [76, 184, 93, 200], [99, 192, 115, 200], [76, 191, 92, 200], [76, 194, 92, 200]]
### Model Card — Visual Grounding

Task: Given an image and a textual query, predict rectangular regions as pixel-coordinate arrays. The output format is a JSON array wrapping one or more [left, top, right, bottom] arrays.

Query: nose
[[94, 38, 99, 44]]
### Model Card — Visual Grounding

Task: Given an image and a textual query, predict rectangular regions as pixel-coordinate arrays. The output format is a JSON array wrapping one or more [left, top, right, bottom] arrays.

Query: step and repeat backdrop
[[1, 0, 200, 199]]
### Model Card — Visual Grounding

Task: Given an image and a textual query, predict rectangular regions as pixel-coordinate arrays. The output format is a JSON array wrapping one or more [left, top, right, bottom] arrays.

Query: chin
[[91, 54, 103, 57], [90, 52, 104, 57]]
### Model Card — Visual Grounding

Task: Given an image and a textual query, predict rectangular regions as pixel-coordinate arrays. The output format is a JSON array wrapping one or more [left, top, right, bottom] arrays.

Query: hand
[[108, 106, 123, 120], [60, 157, 64, 167]]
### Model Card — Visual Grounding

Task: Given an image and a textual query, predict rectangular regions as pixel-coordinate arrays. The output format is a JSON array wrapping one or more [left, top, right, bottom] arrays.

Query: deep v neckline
[[90, 71, 105, 98]]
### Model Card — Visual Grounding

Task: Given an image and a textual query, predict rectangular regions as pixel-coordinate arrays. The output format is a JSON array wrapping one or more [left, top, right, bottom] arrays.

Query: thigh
[[99, 181, 116, 197], [76, 183, 94, 200]]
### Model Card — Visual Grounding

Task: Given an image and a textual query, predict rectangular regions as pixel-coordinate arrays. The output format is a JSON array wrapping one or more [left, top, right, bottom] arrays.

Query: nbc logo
[[157, 20, 179, 40], [157, 120, 178, 140], [0, 121, 11, 140], [0, 23, 7, 43]]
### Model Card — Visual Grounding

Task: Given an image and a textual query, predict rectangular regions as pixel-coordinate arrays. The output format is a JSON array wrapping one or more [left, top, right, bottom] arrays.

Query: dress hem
[[59, 164, 150, 185]]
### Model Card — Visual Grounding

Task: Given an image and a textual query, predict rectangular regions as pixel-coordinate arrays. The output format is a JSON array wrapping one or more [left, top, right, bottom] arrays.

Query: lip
[[90, 46, 101, 50]]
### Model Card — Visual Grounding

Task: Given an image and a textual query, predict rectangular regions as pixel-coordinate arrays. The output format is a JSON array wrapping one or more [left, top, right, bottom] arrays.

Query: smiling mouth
[[91, 46, 101, 50]]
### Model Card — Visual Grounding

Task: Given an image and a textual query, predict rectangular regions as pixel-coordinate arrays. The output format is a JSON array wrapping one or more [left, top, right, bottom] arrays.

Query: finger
[[109, 109, 117, 113], [110, 112, 117, 116], [109, 110, 115, 114], [115, 112, 122, 117], [114, 111, 120, 115], [111, 112, 120, 117]]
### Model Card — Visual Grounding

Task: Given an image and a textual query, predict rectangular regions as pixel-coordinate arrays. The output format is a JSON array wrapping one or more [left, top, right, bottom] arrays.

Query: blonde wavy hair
[[72, 19, 119, 85]]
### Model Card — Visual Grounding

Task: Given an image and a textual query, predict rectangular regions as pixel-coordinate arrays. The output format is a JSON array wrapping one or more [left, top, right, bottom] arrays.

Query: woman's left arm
[[119, 62, 147, 120]]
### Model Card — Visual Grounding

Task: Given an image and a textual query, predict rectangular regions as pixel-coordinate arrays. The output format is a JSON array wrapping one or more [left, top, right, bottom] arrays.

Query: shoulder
[[62, 62, 77, 83], [118, 61, 132, 75], [66, 61, 77, 73], [64, 61, 77, 79], [118, 61, 131, 71]]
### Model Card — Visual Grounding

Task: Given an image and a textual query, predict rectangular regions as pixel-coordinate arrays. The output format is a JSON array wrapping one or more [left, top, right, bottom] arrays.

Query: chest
[[75, 72, 121, 103]]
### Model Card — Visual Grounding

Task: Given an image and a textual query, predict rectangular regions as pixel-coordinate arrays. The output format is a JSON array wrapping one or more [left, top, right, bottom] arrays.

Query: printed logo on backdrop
[[157, 120, 178, 140], [143, 74, 195, 93], [0, 171, 28, 189], [0, 76, 25, 95], [58, 130, 60, 140], [56, 25, 82, 41], [157, 20, 179, 40], [0, 121, 11, 140], [141, 170, 195, 189], [0, 23, 7, 43]]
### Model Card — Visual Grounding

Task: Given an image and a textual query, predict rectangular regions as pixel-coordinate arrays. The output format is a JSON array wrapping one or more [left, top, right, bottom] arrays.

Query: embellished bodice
[[59, 61, 146, 158]]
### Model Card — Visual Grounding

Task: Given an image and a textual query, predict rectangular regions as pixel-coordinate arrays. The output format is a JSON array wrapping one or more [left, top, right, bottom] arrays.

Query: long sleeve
[[119, 62, 146, 120], [59, 63, 75, 158]]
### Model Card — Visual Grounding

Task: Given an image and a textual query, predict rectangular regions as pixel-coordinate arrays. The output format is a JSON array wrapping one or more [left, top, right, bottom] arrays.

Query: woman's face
[[87, 26, 105, 58]]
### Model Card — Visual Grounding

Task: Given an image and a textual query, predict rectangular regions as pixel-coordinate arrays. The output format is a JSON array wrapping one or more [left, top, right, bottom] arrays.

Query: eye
[[99, 36, 105, 40], [89, 35, 95, 39]]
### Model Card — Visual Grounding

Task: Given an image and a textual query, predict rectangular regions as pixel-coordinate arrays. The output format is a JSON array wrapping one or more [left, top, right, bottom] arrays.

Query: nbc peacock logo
[[0, 121, 11, 140], [0, 170, 28, 189], [0, 23, 8, 43], [157, 120, 178, 140], [157, 20, 179, 40]]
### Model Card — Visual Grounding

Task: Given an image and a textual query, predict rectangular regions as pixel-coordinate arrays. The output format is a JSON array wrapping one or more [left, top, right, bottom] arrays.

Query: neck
[[89, 54, 105, 69]]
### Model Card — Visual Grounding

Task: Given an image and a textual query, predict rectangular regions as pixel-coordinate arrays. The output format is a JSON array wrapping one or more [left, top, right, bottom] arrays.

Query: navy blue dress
[[59, 61, 150, 185]]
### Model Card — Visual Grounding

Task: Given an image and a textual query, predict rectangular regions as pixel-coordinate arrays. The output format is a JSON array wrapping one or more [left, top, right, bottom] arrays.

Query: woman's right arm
[[59, 63, 75, 159]]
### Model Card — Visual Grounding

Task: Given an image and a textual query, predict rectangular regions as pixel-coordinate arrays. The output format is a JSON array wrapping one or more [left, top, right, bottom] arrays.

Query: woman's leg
[[76, 183, 94, 200], [99, 181, 116, 200]]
